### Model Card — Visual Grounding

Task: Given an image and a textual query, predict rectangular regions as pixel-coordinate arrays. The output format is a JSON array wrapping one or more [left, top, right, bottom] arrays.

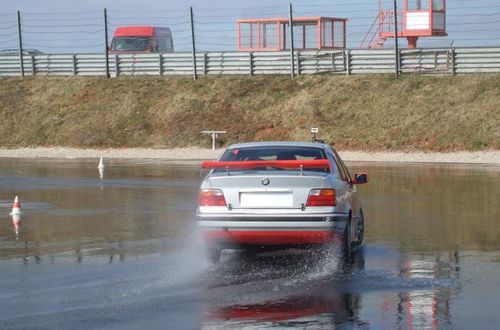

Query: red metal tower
[[362, 0, 447, 49]]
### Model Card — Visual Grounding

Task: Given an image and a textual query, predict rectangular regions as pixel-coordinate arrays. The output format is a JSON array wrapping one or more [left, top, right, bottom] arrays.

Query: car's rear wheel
[[341, 218, 352, 264], [355, 209, 365, 247], [207, 246, 221, 264]]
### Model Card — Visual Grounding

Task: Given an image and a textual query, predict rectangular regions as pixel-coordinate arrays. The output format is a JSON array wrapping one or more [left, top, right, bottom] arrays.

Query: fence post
[[296, 51, 301, 75], [345, 49, 351, 76], [289, 3, 295, 78], [393, 0, 400, 77], [449, 48, 456, 75], [158, 53, 163, 76], [16, 11, 24, 77], [30, 54, 35, 76], [331, 52, 336, 72], [72, 54, 77, 76], [189, 6, 197, 80], [203, 52, 208, 75], [399, 49, 403, 73], [249, 52, 254, 76], [115, 54, 120, 77], [103, 8, 110, 78]]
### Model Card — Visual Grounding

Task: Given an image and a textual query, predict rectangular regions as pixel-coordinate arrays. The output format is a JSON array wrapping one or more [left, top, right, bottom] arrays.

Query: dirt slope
[[0, 75, 498, 151]]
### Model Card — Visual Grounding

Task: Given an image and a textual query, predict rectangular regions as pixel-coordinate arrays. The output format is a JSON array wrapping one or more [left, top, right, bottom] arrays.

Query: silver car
[[197, 141, 368, 263]]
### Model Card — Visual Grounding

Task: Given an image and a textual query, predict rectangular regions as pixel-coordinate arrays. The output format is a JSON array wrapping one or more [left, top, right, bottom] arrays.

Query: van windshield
[[111, 37, 151, 52]]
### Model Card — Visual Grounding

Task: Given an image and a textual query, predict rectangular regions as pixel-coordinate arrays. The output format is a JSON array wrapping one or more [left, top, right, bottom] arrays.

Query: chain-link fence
[[1, 2, 499, 53]]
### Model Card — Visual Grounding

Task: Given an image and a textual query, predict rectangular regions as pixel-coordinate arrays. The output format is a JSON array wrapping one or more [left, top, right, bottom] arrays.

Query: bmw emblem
[[262, 178, 270, 186]]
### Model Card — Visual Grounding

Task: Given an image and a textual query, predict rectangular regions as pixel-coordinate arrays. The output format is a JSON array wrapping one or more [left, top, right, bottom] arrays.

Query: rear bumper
[[198, 216, 347, 246], [201, 229, 340, 246]]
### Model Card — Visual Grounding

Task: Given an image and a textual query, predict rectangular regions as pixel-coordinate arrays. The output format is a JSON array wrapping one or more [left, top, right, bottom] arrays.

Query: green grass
[[0, 75, 499, 150]]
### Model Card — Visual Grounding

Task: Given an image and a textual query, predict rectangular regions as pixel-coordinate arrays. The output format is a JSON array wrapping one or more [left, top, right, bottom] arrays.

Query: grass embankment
[[0, 75, 498, 151]]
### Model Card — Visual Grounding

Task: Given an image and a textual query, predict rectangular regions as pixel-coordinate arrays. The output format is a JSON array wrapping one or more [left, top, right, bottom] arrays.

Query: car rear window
[[218, 146, 329, 173]]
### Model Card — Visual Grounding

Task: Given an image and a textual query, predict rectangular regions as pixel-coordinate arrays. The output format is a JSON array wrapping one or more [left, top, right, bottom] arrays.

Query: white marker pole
[[97, 157, 105, 169]]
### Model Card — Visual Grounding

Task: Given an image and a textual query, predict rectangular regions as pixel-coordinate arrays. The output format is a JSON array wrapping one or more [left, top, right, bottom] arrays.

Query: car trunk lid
[[208, 174, 328, 209]]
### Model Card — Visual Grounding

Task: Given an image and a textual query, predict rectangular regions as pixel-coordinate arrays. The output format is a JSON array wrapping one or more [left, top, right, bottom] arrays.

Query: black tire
[[207, 246, 221, 264], [341, 218, 352, 265], [355, 209, 365, 247]]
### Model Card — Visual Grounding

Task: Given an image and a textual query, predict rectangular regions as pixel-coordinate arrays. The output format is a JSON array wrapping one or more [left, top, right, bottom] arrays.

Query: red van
[[109, 26, 174, 53]]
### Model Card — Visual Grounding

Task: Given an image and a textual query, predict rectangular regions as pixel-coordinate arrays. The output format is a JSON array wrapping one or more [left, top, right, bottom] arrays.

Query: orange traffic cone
[[9, 196, 22, 215]]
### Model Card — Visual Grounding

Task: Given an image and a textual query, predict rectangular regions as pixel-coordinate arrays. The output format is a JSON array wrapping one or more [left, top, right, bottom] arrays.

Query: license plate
[[240, 192, 293, 208]]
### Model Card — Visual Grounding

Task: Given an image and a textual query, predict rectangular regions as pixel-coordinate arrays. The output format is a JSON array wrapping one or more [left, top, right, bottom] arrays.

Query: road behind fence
[[1, 47, 500, 77]]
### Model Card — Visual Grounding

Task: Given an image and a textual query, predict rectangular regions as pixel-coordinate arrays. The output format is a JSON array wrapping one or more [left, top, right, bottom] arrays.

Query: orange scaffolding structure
[[237, 17, 347, 51]]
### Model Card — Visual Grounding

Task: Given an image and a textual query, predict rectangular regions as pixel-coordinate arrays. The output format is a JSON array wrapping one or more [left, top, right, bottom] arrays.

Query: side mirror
[[353, 173, 368, 184]]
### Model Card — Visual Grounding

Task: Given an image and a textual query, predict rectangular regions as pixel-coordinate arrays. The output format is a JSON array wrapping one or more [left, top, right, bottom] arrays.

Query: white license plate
[[240, 192, 293, 208]]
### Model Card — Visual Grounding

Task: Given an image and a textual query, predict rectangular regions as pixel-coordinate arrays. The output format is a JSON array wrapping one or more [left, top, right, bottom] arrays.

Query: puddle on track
[[0, 158, 499, 329]]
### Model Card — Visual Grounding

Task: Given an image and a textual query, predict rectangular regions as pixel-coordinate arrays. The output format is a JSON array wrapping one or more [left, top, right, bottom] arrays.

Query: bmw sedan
[[197, 141, 368, 263]]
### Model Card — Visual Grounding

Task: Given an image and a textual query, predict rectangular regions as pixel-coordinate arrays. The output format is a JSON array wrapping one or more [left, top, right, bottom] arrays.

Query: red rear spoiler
[[201, 159, 330, 170]]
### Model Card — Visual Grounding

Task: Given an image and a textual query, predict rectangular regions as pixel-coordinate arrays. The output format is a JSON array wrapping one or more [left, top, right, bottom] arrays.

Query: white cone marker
[[10, 196, 22, 215], [97, 157, 105, 169]]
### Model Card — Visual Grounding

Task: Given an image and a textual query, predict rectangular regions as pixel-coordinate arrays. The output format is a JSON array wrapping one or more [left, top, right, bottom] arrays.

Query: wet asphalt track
[[0, 158, 499, 329]]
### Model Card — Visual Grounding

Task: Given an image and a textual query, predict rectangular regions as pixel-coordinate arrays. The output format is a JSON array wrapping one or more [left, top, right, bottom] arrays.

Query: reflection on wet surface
[[201, 247, 460, 329], [0, 158, 499, 329]]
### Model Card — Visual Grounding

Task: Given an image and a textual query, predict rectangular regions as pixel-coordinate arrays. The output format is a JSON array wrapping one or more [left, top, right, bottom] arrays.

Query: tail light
[[198, 188, 226, 207], [306, 189, 336, 207]]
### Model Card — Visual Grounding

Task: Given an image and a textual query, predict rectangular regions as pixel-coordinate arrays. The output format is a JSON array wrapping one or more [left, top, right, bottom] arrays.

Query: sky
[[1, 0, 500, 53]]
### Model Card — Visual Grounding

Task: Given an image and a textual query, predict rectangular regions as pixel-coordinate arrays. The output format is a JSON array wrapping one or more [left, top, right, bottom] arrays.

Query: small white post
[[201, 130, 227, 150]]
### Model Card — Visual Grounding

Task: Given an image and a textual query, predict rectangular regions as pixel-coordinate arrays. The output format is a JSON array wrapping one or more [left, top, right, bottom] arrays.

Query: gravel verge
[[0, 147, 499, 165]]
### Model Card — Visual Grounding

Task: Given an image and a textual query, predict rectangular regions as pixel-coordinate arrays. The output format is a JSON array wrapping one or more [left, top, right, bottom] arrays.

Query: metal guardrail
[[1, 48, 499, 77]]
